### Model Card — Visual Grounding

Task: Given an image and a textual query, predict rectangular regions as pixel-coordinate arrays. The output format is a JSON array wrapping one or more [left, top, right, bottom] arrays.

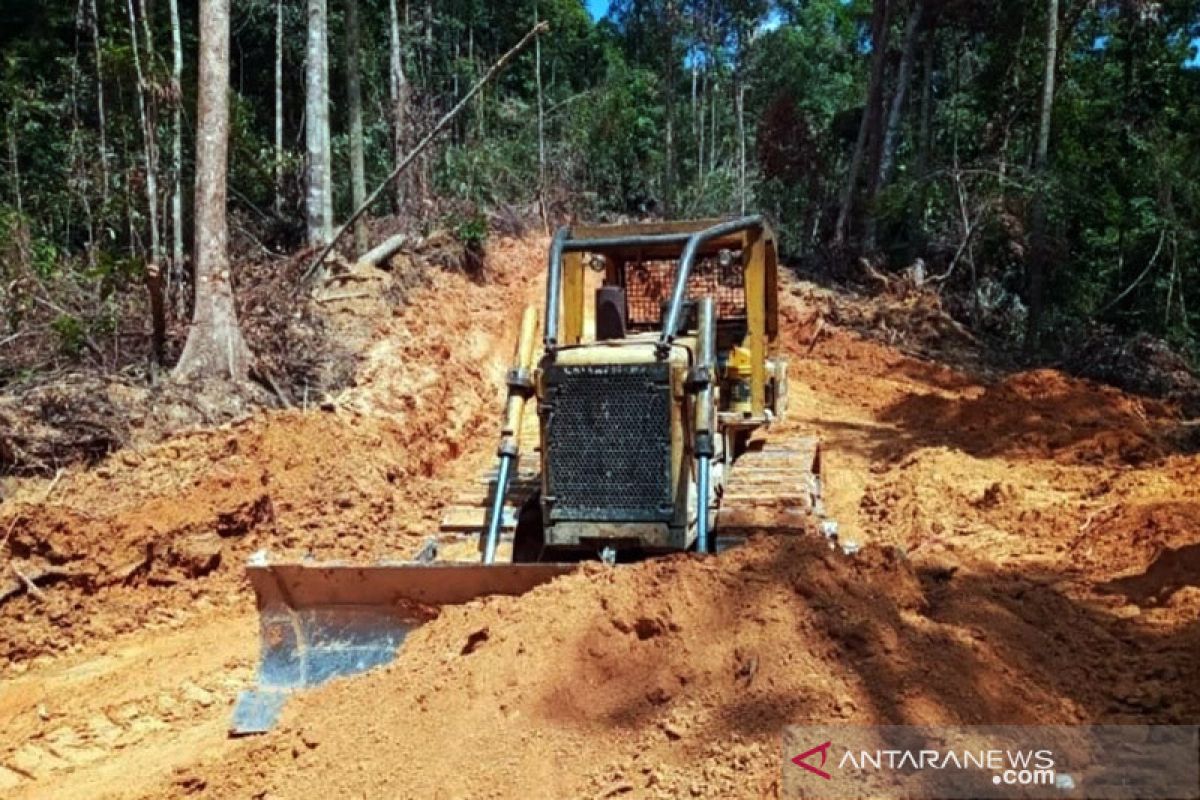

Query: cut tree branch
[[357, 233, 410, 268], [302, 21, 550, 283], [1098, 227, 1167, 315]]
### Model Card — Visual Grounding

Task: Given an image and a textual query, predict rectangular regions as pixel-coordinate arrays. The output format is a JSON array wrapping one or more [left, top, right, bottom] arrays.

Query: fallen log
[[356, 233, 410, 269]]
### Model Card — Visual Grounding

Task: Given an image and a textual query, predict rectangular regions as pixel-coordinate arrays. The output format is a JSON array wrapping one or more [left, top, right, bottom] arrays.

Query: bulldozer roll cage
[[541, 214, 779, 418]]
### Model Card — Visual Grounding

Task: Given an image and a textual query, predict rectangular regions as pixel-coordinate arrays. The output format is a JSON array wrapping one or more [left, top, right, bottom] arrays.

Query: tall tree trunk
[[916, 24, 935, 181], [707, 3, 718, 178], [423, 0, 433, 79], [736, 71, 747, 215], [305, 0, 333, 245], [534, 0, 547, 227], [470, 26, 485, 138], [863, 15, 894, 208], [175, 0, 252, 381], [139, 0, 163, 262], [691, 61, 698, 141], [127, 0, 161, 263], [452, 39, 461, 139], [1026, 0, 1059, 349], [912, 22, 936, 248], [689, 50, 697, 190], [710, 73, 717, 173], [68, 20, 99, 268], [388, 0, 410, 212], [88, 0, 110, 206], [662, 0, 677, 216], [834, 0, 890, 246], [169, 0, 184, 297], [274, 0, 284, 213], [417, 0, 432, 203], [696, 64, 705, 185], [6, 113, 22, 217], [1036, 0, 1058, 172], [877, 0, 924, 189], [345, 0, 368, 255]]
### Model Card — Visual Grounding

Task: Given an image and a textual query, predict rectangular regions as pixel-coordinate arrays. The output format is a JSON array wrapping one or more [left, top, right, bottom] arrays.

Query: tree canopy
[[2, 0, 1199, 379]]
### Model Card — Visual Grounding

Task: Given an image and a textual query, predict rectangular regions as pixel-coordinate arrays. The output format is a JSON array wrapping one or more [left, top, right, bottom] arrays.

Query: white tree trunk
[[691, 62, 697, 138], [169, 0, 184, 291], [388, 0, 410, 212], [88, 0, 110, 205], [127, 0, 161, 263], [662, 0, 677, 216], [1036, 0, 1058, 171], [175, 0, 252, 381], [877, 0, 924, 188], [305, 0, 333, 245], [274, 0, 284, 212], [534, 0, 546, 224], [709, 73, 716, 172], [692, 62, 701, 185], [345, 0, 368, 254], [737, 83, 747, 214]]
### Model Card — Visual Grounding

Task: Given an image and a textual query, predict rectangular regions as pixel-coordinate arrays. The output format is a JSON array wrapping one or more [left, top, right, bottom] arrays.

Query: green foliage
[[438, 117, 539, 208], [2, 0, 1200, 370], [1038, 3, 1200, 352], [451, 209, 489, 252], [569, 62, 664, 212], [0, 207, 59, 278], [51, 313, 85, 356]]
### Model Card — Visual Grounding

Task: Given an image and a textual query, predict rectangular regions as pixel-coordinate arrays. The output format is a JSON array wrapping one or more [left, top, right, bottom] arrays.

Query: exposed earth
[[1, 235, 1197, 799]]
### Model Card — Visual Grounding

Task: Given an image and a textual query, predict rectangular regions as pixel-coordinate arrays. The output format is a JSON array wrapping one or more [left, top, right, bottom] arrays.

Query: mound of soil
[[170, 532, 1198, 800], [879, 368, 1175, 465], [1066, 328, 1200, 417], [3, 243, 1199, 800], [166, 539, 936, 799], [0, 235, 547, 670], [0, 376, 269, 479]]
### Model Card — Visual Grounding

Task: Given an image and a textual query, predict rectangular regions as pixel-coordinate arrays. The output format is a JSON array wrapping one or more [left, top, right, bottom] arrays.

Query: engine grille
[[543, 363, 673, 522]]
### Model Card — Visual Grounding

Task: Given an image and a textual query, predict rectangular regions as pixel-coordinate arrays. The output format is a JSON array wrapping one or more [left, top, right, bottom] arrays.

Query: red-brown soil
[[1, 239, 1197, 799]]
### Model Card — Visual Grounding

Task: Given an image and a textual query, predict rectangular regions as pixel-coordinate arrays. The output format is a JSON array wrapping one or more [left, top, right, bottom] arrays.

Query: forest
[[4, 4, 1200, 798], [1, 0, 1199, 386]]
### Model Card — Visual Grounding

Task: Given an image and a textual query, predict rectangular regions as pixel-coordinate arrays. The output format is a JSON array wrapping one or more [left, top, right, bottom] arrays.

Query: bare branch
[[301, 21, 550, 283]]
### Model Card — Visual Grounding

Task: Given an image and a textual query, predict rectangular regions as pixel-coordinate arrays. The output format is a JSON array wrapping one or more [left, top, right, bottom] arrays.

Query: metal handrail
[[656, 215, 762, 356]]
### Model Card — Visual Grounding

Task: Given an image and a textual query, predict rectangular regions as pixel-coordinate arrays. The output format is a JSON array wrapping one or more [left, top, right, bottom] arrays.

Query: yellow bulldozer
[[232, 216, 822, 733]]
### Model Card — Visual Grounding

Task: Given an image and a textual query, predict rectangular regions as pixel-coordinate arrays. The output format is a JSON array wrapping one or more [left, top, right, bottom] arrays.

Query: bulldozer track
[[716, 431, 822, 538], [438, 413, 542, 537], [439, 420, 823, 546]]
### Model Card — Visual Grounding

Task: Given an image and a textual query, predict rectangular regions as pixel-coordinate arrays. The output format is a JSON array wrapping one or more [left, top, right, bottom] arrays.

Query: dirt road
[[1, 237, 1197, 799]]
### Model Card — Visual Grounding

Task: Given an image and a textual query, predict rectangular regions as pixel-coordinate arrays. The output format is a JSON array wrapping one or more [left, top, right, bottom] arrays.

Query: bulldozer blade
[[231, 556, 576, 735]]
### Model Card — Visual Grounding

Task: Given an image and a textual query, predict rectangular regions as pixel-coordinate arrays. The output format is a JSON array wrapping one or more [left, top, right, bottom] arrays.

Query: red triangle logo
[[792, 740, 833, 780]]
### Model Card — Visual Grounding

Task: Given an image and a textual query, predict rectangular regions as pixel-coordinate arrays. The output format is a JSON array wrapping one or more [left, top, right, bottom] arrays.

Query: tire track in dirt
[[0, 614, 255, 797]]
